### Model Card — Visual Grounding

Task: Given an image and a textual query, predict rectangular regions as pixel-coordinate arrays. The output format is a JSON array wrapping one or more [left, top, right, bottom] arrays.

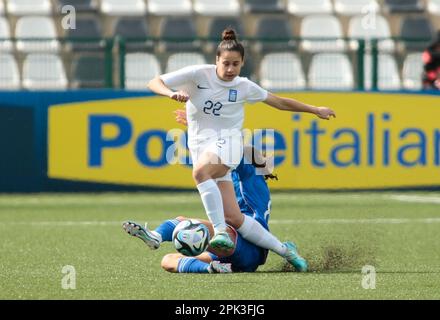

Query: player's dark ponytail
[[264, 173, 279, 181], [216, 28, 245, 60], [222, 29, 237, 41]]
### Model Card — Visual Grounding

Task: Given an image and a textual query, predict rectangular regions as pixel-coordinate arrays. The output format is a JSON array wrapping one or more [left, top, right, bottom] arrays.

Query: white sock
[[237, 215, 287, 257], [196, 179, 227, 234], [151, 231, 162, 243]]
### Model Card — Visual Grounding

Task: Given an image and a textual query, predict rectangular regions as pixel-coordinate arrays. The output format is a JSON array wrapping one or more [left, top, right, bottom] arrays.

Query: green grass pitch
[[1, 191, 439, 300]]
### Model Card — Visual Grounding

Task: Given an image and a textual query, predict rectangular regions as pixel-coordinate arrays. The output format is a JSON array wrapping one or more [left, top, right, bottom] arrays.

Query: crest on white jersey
[[228, 89, 238, 102]]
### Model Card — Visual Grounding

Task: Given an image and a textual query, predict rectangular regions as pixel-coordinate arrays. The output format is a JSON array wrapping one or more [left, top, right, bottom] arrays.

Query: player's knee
[[224, 212, 244, 229], [161, 254, 178, 273], [192, 167, 210, 184]]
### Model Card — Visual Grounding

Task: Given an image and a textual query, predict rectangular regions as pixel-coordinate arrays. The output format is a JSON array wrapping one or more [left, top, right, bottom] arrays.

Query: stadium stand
[[384, 0, 425, 13], [125, 52, 161, 90], [55, 0, 99, 13], [240, 54, 256, 80], [286, 0, 333, 16], [112, 17, 153, 52], [243, 0, 285, 14], [6, 0, 52, 16], [22, 53, 68, 90], [364, 53, 401, 90], [158, 17, 200, 53], [0, 53, 20, 89], [209, 17, 245, 40], [65, 17, 104, 52], [165, 52, 207, 73], [300, 14, 346, 52], [205, 17, 245, 53], [252, 17, 296, 54], [0, 16, 12, 52], [308, 53, 354, 90], [15, 16, 59, 53], [259, 52, 306, 90], [0, 0, 437, 91], [193, 0, 241, 17], [147, 0, 192, 16], [71, 54, 106, 88], [100, 0, 147, 17], [348, 14, 395, 52], [402, 52, 424, 90], [400, 16, 436, 51], [428, 0, 440, 15], [334, 0, 380, 16]]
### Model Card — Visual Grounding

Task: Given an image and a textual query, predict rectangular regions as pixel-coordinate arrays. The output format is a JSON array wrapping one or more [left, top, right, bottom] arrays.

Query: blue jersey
[[212, 161, 271, 272], [232, 161, 271, 231]]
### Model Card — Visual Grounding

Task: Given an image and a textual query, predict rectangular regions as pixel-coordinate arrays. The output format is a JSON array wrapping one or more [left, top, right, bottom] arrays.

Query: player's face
[[216, 51, 244, 81]]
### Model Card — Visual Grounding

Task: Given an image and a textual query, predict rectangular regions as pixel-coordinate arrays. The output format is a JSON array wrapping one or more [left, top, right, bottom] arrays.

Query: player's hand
[[173, 108, 188, 126], [170, 91, 189, 103], [315, 107, 336, 120]]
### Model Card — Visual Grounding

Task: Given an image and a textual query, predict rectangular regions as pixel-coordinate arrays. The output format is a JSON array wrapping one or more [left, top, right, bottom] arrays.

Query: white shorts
[[189, 134, 244, 171]]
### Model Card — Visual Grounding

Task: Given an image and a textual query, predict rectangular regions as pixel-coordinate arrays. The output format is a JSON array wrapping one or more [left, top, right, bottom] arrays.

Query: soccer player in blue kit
[[123, 152, 308, 274]]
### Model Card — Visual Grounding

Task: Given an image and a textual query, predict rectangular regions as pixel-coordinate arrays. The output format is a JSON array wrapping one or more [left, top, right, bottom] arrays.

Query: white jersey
[[160, 64, 268, 149]]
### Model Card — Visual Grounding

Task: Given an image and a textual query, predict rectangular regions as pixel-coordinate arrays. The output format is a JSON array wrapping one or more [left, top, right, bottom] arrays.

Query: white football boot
[[122, 221, 161, 250], [208, 261, 233, 273]]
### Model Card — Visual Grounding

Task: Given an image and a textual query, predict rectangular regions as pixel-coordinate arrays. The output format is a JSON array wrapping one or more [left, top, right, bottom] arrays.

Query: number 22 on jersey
[[203, 100, 223, 116]]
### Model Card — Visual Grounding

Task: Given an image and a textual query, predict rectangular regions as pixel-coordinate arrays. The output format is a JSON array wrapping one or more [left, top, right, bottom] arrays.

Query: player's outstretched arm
[[147, 76, 189, 103], [264, 92, 336, 120]]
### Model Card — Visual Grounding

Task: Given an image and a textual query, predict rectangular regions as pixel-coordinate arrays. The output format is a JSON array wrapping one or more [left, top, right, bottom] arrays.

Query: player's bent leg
[[283, 241, 308, 272], [192, 152, 230, 184], [161, 253, 182, 273], [123, 217, 217, 250], [193, 155, 235, 252], [205, 180, 242, 252], [162, 252, 231, 273], [204, 179, 241, 252], [236, 214, 289, 259], [217, 181, 245, 229]]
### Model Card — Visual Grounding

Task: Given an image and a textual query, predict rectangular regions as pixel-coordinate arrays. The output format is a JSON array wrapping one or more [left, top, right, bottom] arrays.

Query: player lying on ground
[[122, 158, 308, 273], [171, 109, 308, 270], [124, 217, 263, 273]]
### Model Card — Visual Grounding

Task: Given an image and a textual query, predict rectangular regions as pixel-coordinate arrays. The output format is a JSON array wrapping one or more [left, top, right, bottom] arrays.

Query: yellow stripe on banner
[[48, 93, 440, 189]]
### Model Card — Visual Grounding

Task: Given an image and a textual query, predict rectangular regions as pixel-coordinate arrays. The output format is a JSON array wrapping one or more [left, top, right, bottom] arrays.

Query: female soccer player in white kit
[[148, 29, 336, 256]]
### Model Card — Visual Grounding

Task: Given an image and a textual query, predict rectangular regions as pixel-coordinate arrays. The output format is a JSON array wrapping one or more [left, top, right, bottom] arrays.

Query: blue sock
[[154, 219, 180, 242], [177, 257, 210, 273]]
